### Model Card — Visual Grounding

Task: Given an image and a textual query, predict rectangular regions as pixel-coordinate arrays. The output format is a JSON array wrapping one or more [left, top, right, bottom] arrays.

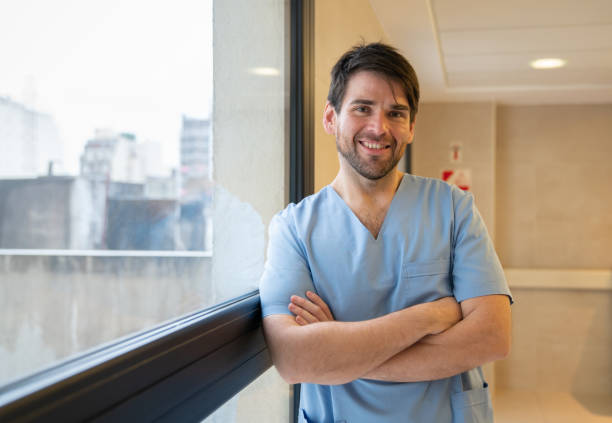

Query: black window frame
[[289, 1, 314, 420]]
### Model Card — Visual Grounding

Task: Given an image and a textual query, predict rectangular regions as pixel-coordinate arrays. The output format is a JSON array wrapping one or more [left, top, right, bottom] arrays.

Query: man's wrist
[[400, 303, 437, 339], [406, 300, 454, 336]]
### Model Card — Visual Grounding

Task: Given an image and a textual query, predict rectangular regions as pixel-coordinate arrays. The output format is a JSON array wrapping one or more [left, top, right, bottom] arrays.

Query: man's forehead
[[343, 71, 408, 106]]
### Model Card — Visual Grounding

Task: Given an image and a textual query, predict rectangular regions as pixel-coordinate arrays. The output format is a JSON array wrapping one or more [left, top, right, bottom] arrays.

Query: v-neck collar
[[326, 174, 408, 242]]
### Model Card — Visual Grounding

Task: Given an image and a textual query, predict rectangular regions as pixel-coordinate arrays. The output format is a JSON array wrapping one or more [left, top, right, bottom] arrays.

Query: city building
[[0, 176, 96, 249], [0, 175, 180, 250], [145, 173, 179, 199], [105, 197, 178, 250], [180, 115, 211, 191], [0, 96, 63, 178], [179, 116, 212, 251], [80, 130, 144, 183]]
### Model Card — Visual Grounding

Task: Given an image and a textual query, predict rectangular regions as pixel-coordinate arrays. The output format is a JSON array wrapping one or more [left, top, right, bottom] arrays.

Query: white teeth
[[363, 142, 385, 149]]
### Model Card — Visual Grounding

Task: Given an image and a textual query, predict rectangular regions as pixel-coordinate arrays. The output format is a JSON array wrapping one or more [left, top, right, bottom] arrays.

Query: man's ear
[[407, 118, 416, 144], [322, 101, 337, 135]]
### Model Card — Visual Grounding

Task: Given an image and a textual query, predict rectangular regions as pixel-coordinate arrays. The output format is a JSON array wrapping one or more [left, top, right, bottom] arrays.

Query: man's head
[[323, 43, 419, 181], [327, 42, 419, 123]]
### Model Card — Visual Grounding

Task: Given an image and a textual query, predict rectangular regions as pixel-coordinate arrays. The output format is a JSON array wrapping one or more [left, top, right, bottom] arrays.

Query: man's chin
[[338, 146, 400, 180], [354, 165, 396, 181]]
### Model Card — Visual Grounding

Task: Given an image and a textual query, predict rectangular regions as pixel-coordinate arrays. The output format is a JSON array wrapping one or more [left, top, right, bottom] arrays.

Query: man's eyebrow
[[349, 99, 375, 105], [349, 99, 410, 111]]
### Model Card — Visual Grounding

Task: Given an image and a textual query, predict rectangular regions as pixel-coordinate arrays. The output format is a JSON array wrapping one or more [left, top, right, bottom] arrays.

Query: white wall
[[413, 102, 497, 238]]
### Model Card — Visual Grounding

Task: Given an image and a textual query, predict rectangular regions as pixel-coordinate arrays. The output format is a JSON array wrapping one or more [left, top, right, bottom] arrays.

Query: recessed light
[[249, 67, 280, 76], [530, 58, 566, 69]]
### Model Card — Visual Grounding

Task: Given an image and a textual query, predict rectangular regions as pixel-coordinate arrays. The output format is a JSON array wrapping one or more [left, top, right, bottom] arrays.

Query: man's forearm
[[263, 298, 460, 385], [363, 295, 511, 382]]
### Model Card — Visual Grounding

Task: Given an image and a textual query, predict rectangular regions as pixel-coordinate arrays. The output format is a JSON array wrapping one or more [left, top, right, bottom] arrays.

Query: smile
[[360, 141, 389, 150]]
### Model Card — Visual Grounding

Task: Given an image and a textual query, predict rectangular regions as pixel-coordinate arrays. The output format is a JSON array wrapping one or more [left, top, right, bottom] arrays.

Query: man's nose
[[368, 111, 389, 137]]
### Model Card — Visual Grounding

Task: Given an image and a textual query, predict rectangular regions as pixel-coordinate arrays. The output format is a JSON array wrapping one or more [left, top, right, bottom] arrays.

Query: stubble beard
[[336, 135, 404, 180]]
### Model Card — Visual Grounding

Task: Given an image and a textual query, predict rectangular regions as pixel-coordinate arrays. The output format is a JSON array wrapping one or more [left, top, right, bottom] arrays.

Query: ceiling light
[[249, 67, 280, 76], [530, 58, 566, 69]]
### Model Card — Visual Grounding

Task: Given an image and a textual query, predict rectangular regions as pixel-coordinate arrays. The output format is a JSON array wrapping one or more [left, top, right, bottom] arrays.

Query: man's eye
[[355, 106, 369, 113], [389, 111, 405, 118]]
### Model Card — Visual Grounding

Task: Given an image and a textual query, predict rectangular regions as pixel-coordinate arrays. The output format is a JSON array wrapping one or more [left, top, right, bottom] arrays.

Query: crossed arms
[[262, 292, 511, 385]]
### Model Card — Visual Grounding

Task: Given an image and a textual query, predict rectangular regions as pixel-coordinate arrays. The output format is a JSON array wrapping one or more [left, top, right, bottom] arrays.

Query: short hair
[[327, 42, 420, 122]]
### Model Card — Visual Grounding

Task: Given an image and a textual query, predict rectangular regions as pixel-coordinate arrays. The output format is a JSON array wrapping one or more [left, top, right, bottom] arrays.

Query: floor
[[494, 389, 612, 423]]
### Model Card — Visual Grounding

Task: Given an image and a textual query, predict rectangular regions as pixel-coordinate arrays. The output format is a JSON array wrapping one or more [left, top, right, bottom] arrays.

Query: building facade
[[0, 96, 63, 178]]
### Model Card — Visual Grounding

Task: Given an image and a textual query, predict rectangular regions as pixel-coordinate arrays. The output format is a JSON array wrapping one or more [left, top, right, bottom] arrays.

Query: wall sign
[[442, 168, 471, 191], [450, 142, 463, 163]]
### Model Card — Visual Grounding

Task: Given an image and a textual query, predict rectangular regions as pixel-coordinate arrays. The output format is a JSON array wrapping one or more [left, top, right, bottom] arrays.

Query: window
[[0, 0, 292, 421]]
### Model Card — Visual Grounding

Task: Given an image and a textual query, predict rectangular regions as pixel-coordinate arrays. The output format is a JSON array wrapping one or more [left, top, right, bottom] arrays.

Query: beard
[[336, 134, 405, 180]]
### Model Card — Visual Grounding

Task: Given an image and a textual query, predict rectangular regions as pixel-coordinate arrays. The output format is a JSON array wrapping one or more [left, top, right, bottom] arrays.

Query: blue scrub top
[[260, 174, 512, 423]]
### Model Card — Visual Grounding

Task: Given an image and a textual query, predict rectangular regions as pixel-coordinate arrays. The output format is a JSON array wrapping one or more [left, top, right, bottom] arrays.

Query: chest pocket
[[398, 259, 453, 306]]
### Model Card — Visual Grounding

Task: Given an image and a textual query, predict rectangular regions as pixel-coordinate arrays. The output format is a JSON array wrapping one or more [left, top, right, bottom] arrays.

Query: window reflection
[[0, 0, 213, 252], [0, 0, 214, 385]]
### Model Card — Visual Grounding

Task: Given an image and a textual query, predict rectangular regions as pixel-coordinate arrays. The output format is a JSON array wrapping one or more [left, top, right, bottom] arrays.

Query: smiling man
[[260, 43, 512, 423]]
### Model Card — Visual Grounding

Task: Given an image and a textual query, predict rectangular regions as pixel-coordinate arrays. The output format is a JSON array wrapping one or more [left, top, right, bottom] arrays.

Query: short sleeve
[[451, 187, 513, 304], [259, 208, 316, 317]]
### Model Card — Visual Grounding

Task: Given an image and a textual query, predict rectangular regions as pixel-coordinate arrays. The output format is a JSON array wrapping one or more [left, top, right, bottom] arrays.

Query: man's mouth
[[359, 141, 390, 150]]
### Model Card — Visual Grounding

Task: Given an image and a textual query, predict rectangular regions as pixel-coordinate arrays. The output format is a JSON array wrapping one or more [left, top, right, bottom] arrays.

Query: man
[[260, 42, 512, 422]]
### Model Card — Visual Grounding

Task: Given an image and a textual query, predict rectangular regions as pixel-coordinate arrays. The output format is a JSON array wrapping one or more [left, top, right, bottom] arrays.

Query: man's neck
[[331, 166, 403, 207], [330, 166, 404, 239]]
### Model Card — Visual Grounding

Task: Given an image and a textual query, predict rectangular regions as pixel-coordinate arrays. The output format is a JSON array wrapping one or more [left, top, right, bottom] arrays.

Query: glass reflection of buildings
[[0, 97, 212, 251], [0, 96, 62, 178], [80, 129, 178, 250], [179, 116, 212, 252]]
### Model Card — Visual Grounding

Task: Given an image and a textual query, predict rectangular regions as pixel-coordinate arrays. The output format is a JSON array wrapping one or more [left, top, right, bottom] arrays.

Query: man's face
[[323, 71, 415, 180]]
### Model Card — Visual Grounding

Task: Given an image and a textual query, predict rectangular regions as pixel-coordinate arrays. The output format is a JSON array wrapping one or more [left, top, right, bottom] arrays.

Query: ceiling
[[370, 0, 612, 104]]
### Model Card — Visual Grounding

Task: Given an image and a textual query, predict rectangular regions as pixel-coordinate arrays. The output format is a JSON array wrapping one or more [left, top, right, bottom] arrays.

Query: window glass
[[0, 6, 288, 417], [0, 0, 212, 252]]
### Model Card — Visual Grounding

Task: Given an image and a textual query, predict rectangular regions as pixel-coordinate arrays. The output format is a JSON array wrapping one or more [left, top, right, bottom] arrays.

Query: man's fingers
[[290, 294, 329, 322], [288, 301, 318, 324], [306, 291, 334, 320]]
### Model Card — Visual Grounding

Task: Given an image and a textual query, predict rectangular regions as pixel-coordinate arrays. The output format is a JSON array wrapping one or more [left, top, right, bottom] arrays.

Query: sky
[[0, 0, 212, 175]]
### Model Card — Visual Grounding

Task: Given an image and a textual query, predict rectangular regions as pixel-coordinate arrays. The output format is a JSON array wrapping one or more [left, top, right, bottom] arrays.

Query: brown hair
[[327, 42, 419, 122]]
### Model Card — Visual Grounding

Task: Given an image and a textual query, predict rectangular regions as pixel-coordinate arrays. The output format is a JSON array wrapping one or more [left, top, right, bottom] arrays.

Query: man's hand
[[288, 291, 335, 324], [288, 292, 461, 334], [265, 292, 465, 385], [363, 294, 511, 382]]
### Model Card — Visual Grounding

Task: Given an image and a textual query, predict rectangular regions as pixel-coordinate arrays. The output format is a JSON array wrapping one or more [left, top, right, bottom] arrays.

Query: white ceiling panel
[[432, 0, 612, 30], [440, 25, 612, 56], [447, 68, 612, 87]]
